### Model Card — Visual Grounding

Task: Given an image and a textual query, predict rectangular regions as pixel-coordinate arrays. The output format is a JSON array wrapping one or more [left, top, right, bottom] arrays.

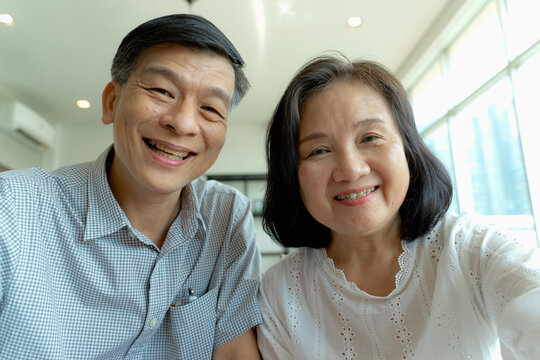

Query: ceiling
[[0, 0, 453, 127]]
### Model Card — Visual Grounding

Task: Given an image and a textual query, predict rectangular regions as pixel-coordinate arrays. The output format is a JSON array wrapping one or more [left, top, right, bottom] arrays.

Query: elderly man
[[0, 14, 261, 359]]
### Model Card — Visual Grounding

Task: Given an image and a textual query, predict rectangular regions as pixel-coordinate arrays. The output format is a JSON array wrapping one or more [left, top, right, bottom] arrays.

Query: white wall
[[207, 121, 268, 175], [53, 124, 113, 168]]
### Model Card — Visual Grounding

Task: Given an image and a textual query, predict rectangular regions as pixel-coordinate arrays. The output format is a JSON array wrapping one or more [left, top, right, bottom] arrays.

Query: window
[[410, 61, 447, 131], [423, 120, 459, 214], [450, 79, 531, 221], [444, 2, 507, 106], [503, 0, 540, 60], [409, 0, 540, 247], [512, 50, 540, 247]]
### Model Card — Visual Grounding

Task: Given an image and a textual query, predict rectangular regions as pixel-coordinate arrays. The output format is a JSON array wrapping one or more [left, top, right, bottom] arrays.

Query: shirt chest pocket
[[165, 286, 219, 357]]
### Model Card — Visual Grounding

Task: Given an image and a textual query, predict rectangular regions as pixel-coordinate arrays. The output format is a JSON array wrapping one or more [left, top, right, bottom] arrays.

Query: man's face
[[102, 43, 235, 199]]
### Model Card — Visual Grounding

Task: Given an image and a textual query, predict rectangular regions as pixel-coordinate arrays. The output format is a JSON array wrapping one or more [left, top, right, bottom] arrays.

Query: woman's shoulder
[[443, 211, 493, 232], [441, 211, 517, 246], [436, 211, 538, 267], [261, 248, 312, 288]]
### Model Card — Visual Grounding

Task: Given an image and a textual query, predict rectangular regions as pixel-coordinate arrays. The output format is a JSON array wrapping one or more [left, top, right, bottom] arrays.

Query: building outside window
[[407, 0, 540, 247]]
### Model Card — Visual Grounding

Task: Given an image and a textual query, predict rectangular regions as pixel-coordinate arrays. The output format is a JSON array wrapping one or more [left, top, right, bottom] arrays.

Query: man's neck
[[120, 195, 181, 249], [106, 157, 183, 249]]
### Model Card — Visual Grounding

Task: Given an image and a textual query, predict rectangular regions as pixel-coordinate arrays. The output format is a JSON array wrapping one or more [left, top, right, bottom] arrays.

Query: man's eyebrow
[[142, 64, 232, 107], [142, 64, 177, 79]]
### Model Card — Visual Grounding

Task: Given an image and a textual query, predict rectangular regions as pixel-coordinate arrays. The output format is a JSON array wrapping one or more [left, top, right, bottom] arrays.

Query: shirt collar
[[163, 179, 205, 251], [83, 146, 205, 245], [83, 146, 130, 241]]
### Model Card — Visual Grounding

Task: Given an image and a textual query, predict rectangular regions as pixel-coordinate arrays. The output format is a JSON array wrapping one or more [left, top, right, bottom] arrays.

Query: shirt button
[[149, 318, 158, 328], [128, 229, 136, 239]]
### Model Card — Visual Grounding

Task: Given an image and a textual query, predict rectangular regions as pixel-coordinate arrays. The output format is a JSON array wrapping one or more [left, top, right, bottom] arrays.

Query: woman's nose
[[332, 151, 370, 182]]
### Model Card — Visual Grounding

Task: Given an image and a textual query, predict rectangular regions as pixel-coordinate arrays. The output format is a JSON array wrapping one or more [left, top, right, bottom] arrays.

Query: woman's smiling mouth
[[334, 186, 378, 200]]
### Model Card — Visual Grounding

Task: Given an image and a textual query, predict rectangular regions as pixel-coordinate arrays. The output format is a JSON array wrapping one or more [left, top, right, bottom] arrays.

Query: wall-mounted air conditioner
[[0, 99, 55, 148]]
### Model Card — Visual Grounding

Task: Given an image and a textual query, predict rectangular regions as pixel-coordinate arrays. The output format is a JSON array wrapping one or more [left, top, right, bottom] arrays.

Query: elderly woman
[[256, 54, 540, 359]]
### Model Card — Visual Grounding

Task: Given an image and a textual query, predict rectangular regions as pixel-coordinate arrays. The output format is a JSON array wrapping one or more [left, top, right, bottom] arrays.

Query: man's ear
[[102, 81, 120, 125]]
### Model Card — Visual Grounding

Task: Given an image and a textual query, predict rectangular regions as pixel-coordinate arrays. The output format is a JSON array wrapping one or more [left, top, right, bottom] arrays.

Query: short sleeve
[[213, 199, 262, 349]]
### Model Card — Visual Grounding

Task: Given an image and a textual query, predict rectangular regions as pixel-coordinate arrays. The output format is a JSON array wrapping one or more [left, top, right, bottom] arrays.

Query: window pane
[[449, 78, 531, 222], [445, 2, 507, 106], [423, 121, 459, 213], [503, 0, 540, 59], [411, 61, 448, 131], [513, 49, 540, 246]]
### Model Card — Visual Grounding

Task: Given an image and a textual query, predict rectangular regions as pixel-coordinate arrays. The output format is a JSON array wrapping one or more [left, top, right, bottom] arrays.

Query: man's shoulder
[[0, 161, 93, 198], [191, 177, 246, 195], [0, 166, 48, 181], [190, 177, 250, 209], [0, 167, 53, 193]]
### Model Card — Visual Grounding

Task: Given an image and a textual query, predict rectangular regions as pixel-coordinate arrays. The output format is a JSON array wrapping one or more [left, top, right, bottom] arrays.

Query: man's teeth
[[335, 187, 376, 200], [147, 139, 189, 160]]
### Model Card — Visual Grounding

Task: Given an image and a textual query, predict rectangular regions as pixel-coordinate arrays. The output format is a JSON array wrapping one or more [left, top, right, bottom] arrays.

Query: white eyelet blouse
[[257, 212, 540, 359]]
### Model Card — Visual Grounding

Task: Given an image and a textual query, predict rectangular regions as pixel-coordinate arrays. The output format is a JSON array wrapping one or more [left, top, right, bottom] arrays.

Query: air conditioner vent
[[0, 100, 55, 148]]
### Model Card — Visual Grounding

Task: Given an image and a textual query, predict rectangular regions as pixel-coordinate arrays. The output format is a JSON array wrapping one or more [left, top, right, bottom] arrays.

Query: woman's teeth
[[335, 187, 376, 200], [146, 139, 189, 160]]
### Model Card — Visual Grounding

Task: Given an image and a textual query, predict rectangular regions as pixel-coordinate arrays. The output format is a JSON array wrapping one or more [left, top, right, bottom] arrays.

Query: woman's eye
[[308, 148, 328, 157], [363, 134, 380, 143]]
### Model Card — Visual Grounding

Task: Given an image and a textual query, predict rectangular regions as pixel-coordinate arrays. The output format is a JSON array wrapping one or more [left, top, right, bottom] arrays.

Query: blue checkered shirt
[[0, 147, 262, 359]]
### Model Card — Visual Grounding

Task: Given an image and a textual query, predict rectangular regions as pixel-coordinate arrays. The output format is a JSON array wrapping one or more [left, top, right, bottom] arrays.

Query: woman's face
[[297, 80, 410, 241]]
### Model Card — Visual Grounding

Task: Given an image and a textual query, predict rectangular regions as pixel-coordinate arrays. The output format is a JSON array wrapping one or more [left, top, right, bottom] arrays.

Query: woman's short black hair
[[111, 14, 249, 110], [263, 54, 453, 248]]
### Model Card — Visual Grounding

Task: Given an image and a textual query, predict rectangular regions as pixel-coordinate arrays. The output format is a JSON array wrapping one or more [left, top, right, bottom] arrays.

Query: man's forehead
[[134, 43, 234, 80], [136, 42, 230, 66]]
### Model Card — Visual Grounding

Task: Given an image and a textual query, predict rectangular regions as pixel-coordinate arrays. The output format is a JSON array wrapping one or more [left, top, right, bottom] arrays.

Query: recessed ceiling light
[[278, 4, 290, 14], [347, 16, 362, 28], [277, 2, 294, 16], [0, 14, 14, 26], [76, 100, 91, 109]]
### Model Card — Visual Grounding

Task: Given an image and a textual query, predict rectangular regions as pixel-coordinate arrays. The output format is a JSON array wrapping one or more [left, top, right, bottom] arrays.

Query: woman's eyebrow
[[298, 118, 386, 145], [298, 132, 327, 146]]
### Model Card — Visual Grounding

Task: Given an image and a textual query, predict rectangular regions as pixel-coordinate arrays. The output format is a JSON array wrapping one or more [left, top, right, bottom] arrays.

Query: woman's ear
[[102, 81, 120, 125]]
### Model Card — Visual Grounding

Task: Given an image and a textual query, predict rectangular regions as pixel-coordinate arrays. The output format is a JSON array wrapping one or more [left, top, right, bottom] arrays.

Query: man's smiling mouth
[[144, 138, 190, 161]]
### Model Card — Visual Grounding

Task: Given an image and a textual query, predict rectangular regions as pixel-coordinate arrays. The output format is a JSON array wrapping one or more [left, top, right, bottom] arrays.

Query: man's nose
[[160, 99, 200, 136]]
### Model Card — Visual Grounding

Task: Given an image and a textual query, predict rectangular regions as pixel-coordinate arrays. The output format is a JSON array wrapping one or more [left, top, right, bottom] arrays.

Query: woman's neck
[[326, 223, 403, 296]]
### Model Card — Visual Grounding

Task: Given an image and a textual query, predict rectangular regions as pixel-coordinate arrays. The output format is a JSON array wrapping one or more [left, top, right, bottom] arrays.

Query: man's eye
[[201, 106, 224, 118], [150, 88, 171, 96]]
